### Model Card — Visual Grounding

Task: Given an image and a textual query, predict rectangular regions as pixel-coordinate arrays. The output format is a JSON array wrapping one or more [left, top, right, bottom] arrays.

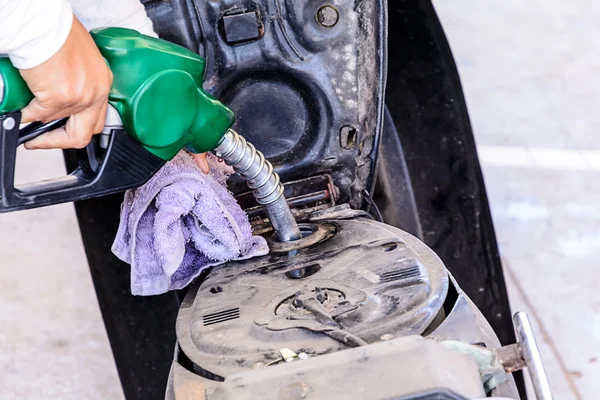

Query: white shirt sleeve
[[70, 0, 156, 37], [0, 0, 74, 69], [0, 0, 156, 70]]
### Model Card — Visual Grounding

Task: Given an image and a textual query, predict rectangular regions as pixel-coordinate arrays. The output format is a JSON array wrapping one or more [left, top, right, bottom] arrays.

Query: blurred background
[[0, 1, 596, 398], [436, 1, 598, 398]]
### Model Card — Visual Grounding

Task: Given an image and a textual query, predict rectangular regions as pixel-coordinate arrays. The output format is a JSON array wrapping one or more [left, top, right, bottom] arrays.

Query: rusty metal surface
[[495, 344, 526, 374], [238, 175, 339, 235], [268, 223, 336, 253]]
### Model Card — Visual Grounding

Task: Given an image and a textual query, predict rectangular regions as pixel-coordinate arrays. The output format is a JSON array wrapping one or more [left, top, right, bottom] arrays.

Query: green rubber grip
[[0, 58, 34, 112], [0, 28, 234, 160]]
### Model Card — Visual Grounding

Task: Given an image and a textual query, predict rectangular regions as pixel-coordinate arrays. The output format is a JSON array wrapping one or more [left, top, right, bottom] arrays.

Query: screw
[[316, 5, 339, 28], [3, 117, 15, 130]]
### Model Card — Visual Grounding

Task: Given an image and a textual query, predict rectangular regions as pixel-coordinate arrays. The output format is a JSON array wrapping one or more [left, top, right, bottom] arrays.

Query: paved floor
[[0, 2, 596, 399], [0, 148, 124, 399], [435, 1, 599, 398]]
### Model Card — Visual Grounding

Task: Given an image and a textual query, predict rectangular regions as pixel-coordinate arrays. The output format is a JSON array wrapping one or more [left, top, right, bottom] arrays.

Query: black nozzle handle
[[0, 112, 165, 213]]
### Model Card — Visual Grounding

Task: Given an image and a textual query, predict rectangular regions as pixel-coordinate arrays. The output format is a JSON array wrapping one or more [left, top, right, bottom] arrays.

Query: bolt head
[[3, 117, 15, 131], [317, 5, 339, 27]]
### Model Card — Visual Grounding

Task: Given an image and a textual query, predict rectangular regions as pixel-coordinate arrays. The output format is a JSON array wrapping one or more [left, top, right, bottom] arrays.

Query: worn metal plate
[[176, 218, 448, 379]]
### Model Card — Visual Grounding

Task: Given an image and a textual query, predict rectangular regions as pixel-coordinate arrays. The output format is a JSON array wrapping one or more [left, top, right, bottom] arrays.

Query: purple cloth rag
[[112, 151, 269, 296]]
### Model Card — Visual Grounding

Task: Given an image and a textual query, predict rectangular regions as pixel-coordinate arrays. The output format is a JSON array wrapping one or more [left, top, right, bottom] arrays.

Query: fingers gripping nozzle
[[0, 28, 301, 244]]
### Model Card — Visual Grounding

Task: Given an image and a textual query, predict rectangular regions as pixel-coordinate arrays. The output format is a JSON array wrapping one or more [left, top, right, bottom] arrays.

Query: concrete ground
[[0, 148, 124, 399], [0, 1, 595, 399], [435, 1, 599, 398]]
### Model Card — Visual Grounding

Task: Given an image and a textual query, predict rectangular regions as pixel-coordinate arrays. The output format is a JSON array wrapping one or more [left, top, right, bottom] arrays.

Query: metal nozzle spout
[[213, 129, 301, 242]]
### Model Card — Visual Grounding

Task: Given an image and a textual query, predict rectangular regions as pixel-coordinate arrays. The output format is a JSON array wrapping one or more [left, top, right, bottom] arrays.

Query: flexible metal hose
[[213, 129, 301, 242]]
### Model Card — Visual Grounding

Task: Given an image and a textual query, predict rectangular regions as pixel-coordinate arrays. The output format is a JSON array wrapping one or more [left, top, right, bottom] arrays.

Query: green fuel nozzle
[[0, 28, 301, 241], [0, 27, 234, 160]]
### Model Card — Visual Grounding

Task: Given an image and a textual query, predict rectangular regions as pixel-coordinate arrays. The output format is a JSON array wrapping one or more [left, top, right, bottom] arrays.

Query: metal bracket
[[492, 312, 553, 399], [513, 312, 553, 399]]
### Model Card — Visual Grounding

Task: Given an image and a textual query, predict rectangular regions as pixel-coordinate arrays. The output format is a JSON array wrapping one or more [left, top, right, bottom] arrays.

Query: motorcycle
[[10, 0, 550, 398]]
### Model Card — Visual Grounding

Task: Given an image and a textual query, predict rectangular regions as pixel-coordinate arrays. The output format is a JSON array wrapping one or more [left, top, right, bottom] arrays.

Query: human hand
[[19, 16, 113, 150]]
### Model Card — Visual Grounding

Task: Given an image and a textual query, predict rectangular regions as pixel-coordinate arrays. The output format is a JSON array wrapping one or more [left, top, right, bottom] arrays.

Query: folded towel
[[112, 151, 269, 296]]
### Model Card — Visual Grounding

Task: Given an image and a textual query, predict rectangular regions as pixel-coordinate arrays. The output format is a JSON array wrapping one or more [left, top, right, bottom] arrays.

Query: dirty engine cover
[[144, 0, 387, 208], [176, 218, 449, 379]]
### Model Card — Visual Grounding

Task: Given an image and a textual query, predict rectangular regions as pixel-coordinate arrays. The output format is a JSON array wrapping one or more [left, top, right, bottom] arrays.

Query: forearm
[[0, 0, 73, 69]]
